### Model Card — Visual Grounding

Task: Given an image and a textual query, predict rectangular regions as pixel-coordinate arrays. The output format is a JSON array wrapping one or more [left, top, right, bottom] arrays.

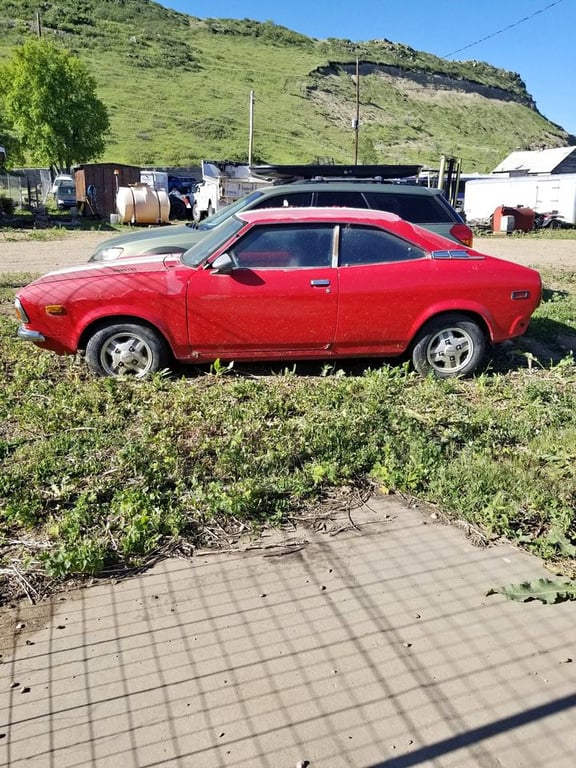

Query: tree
[[0, 108, 18, 168], [1, 39, 110, 170]]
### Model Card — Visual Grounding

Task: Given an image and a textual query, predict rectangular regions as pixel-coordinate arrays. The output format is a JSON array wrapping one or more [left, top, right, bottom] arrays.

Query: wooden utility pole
[[353, 58, 360, 165], [248, 90, 255, 167], [36, 11, 42, 37]]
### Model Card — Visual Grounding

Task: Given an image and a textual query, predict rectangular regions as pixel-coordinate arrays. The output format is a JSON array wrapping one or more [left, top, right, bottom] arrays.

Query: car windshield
[[189, 190, 266, 231], [59, 186, 75, 195], [182, 215, 246, 266]]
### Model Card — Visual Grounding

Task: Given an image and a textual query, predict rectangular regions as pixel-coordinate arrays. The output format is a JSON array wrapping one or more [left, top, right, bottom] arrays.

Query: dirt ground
[[0, 229, 576, 273], [0, 230, 114, 273]]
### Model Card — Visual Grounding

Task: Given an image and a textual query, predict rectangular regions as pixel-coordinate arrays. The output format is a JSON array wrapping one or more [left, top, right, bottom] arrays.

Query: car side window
[[230, 224, 334, 269], [339, 225, 426, 266], [315, 191, 368, 208], [252, 192, 313, 209], [364, 192, 453, 223]]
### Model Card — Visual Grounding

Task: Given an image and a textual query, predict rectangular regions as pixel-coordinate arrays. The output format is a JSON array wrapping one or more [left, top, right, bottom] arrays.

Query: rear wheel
[[411, 313, 485, 378], [85, 323, 168, 378], [207, 202, 215, 217], [169, 197, 187, 220]]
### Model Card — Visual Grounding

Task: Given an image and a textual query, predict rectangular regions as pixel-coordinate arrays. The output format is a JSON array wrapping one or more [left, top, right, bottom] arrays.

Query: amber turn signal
[[45, 305, 67, 316]]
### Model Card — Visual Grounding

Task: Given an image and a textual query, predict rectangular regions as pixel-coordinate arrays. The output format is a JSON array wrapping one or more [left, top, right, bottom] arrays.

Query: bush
[[0, 194, 16, 216]]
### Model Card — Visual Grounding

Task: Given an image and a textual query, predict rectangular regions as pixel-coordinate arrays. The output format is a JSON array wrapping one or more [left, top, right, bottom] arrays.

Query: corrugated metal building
[[492, 146, 576, 176]]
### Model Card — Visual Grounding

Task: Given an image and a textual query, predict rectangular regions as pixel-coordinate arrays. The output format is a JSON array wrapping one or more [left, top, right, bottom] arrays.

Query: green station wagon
[[90, 180, 473, 262]]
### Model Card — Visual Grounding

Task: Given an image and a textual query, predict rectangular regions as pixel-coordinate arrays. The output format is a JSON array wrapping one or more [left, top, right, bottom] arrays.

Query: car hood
[[90, 221, 203, 256], [26, 254, 175, 285]]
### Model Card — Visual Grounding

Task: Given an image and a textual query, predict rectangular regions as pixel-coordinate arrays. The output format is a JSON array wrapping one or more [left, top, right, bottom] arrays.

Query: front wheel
[[411, 314, 486, 378], [85, 323, 169, 378], [192, 202, 202, 223]]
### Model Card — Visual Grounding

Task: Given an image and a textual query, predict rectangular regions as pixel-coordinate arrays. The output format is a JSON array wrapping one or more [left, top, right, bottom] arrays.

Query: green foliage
[[1, 38, 110, 169], [204, 17, 313, 48], [0, 0, 571, 169], [0, 194, 15, 215], [487, 579, 576, 604], [528, 271, 576, 344], [0, 108, 17, 164]]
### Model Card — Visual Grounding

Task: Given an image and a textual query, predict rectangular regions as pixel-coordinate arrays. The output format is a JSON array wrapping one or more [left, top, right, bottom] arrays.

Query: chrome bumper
[[18, 327, 46, 343]]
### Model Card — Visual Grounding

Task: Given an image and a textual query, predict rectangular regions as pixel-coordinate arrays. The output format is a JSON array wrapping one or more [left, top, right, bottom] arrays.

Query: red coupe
[[15, 208, 542, 378]]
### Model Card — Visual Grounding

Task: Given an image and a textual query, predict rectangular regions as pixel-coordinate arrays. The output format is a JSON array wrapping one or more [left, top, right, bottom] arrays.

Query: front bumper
[[18, 326, 46, 343]]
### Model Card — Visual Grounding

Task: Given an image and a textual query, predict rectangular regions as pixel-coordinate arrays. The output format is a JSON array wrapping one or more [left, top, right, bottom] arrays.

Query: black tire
[[411, 313, 485, 378], [547, 218, 562, 230], [170, 198, 187, 220], [85, 323, 169, 378]]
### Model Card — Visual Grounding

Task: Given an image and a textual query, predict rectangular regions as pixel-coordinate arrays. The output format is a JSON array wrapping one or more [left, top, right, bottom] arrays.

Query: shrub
[[0, 194, 16, 215]]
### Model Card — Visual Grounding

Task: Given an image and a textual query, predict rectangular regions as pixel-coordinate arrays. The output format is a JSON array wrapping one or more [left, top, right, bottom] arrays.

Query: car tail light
[[450, 223, 473, 247]]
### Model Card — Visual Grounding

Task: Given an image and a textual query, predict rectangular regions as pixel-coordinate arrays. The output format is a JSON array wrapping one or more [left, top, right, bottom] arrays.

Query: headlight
[[14, 297, 30, 323], [91, 246, 124, 262]]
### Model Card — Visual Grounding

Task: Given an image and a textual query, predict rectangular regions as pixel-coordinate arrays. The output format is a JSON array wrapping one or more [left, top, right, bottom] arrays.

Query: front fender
[[74, 303, 187, 355]]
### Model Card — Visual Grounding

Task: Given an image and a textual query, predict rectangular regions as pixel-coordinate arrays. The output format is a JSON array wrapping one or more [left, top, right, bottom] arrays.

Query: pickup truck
[[192, 160, 271, 221]]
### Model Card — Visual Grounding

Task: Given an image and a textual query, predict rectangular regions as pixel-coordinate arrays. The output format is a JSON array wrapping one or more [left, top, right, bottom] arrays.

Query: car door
[[187, 223, 338, 357], [334, 224, 429, 355]]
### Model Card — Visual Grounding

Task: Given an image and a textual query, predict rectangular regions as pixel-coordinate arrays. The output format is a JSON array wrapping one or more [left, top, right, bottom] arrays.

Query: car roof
[[237, 206, 403, 225], [234, 206, 467, 252], [257, 181, 445, 197]]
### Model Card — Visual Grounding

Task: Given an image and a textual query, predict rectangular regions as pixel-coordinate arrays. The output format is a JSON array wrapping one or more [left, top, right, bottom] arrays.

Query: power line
[[444, 0, 566, 58]]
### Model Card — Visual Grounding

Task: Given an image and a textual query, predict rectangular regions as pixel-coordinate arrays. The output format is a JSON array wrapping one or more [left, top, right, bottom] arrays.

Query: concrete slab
[[1, 498, 575, 767]]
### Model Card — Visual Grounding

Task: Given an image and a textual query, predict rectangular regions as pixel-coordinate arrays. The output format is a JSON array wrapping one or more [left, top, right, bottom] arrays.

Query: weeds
[[1, 270, 576, 598]]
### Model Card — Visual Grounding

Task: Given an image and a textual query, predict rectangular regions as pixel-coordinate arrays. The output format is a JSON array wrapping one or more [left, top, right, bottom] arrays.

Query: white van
[[51, 174, 74, 195]]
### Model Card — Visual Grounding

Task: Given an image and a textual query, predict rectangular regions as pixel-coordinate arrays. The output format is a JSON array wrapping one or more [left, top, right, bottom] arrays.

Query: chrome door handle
[[310, 279, 330, 287]]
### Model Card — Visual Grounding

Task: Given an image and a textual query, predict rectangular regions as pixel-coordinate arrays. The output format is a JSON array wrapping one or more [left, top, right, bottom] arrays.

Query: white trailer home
[[464, 173, 576, 226]]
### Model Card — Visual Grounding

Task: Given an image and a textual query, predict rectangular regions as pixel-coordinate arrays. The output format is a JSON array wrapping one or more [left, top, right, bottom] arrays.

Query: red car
[[15, 208, 542, 379]]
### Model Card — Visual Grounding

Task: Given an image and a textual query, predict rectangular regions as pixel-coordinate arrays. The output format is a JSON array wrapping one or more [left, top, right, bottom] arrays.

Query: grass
[[0, 223, 118, 240], [527, 268, 576, 344], [0, 205, 123, 238], [1, 265, 575, 602], [478, 229, 576, 242]]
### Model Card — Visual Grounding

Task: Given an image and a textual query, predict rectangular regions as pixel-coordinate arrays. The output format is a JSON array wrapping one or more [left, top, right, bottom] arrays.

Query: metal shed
[[74, 162, 140, 218], [492, 147, 576, 176]]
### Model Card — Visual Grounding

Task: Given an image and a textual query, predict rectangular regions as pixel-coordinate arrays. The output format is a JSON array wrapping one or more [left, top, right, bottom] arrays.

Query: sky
[[163, 0, 576, 137]]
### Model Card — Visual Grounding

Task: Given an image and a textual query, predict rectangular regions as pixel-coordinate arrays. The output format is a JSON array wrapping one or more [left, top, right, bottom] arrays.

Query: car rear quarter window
[[314, 191, 369, 208], [364, 192, 454, 223], [252, 192, 313, 209], [339, 225, 426, 266]]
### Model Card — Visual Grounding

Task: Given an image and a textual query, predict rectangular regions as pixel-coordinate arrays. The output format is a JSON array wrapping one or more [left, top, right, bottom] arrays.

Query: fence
[[0, 171, 25, 207], [0, 168, 52, 208]]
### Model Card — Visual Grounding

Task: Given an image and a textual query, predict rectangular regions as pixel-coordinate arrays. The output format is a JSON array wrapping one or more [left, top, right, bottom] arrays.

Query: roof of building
[[492, 146, 576, 174]]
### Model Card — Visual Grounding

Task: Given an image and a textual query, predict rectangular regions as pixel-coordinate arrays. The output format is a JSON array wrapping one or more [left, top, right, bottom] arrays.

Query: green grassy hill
[[1, 0, 574, 171]]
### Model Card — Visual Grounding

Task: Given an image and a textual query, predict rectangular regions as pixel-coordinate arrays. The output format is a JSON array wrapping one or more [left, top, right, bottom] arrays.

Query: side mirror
[[210, 252, 235, 274]]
